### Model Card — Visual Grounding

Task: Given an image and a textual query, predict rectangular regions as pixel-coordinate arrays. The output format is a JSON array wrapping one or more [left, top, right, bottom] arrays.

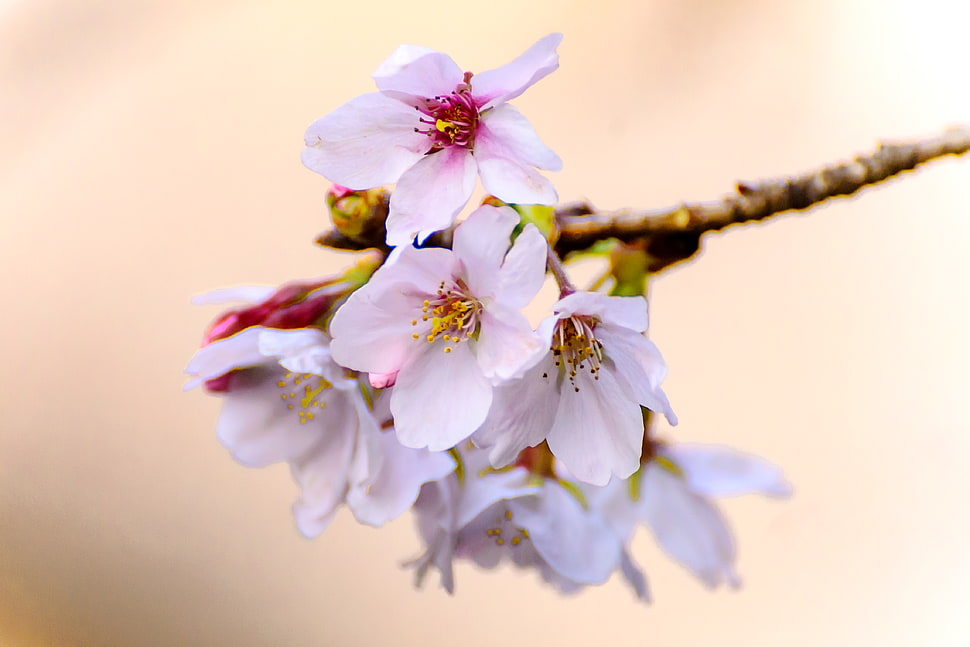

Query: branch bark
[[554, 125, 970, 269]]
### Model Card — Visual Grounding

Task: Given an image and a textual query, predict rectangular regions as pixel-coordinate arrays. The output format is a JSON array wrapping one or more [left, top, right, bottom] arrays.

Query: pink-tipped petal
[[478, 104, 562, 171], [386, 147, 478, 246], [471, 33, 563, 108], [302, 92, 429, 189]]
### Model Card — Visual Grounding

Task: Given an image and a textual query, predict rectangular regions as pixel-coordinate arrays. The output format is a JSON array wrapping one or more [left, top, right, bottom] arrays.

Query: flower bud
[[326, 185, 389, 241]]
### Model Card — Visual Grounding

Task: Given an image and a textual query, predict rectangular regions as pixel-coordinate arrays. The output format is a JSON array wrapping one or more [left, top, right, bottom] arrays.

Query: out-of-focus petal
[[391, 341, 492, 451], [184, 327, 265, 390], [471, 33, 562, 108], [302, 92, 429, 189], [478, 104, 562, 170], [640, 464, 740, 588], [510, 480, 621, 584], [191, 285, 276, 306], [348, 430, 456, 527], [373, 49, 464, 98], [663, 444, 793, 499], [258, 328, 336, 379], [386, 147, 478, 246]]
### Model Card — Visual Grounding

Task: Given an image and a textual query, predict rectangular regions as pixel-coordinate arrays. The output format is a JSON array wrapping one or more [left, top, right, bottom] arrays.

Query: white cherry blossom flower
[[302, 34, 563, 246], [184, 326, 454, 535], [474, 291, 677, 486], [591, 443, 792, 590], [408, 447, 622, 594], [329, 205, 548, 452]]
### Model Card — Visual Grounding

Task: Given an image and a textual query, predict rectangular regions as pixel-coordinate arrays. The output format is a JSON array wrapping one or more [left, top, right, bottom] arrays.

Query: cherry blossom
[[184, 325, 453, 535], [474, 290, 677, 486], [408, 447, 623, 594], [328, 205, 548, 451], [302, 34, 563, 246]]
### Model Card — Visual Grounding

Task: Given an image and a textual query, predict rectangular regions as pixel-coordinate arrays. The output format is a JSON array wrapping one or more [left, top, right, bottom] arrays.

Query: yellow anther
[[412, 333, 420, 340], [426, 335, 435, 343], [277, 380, 287, 387], [443, 347, 452, 353], [504, 510, 512, 520], [495, 538, 505, 546], [511, 537, 521, 546], [411, 319, 417, 326]]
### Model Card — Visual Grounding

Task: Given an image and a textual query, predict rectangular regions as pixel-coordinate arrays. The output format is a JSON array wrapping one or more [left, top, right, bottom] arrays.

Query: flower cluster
[[186, 34, 791, 600]]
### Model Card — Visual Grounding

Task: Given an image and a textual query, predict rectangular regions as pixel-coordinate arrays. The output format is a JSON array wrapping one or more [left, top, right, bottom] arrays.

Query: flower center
[[543, 315, 603, 392], [276, 371, 333, 424], [414, 72, 479, 152], [410, 279, 483, 354], [485, 507, 530, 547]]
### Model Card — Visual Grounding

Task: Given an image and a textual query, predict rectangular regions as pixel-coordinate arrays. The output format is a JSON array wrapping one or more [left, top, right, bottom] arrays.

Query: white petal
[[597, 325, 677, 425], [471, 33, 562, 108], [302, 92, 429, 189], [455, 456, 537, 528], [289, 392, 362, 538], [554, 291, 648, 332], [477, 104, 562, 170], [475, 305, 546, 383], [191, 285, 276, 306], [184, 327, 266, 390], [620, 549, 652, 603], [640, 464, 739, 588], [473, 356, 559, 467], [451, 205, 519, 298], [476, 153, 558, 206], [215, 368, 331, 467], [258, 328, 338, 379], [348, 430, 456, 527], [663, 444, 793, 499], [373, 49, 463, 98], [390, 341, 492, 451], [386, 147, 478, 246], [497, 224, 548, 309], [547, 367, 643, 486], [510, 480, 621, 584]]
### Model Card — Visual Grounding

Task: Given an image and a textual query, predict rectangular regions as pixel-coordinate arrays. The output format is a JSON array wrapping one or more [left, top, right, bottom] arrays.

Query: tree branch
[[554, 125, 970, 269]]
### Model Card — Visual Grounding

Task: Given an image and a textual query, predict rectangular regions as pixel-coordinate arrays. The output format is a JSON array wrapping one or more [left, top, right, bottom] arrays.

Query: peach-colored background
[[2, 1, 969, 645]]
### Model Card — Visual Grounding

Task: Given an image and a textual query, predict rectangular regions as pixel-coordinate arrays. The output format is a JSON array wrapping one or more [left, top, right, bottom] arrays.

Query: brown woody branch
[[554, 125, 970, 270]]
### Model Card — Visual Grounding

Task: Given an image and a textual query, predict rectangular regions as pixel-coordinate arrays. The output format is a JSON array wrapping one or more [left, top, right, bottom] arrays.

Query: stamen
[[275, 372, 333, 423], [547, 315, 604, 392]]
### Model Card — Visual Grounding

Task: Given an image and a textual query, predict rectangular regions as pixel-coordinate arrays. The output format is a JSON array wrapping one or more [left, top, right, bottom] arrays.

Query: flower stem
[[546, 243, 575, 297]]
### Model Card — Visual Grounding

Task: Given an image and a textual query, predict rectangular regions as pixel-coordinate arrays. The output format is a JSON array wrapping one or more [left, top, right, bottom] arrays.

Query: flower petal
[[386, 147, 478, 246], [473, 355, 560, 467], [546, 366, 644, 486], [478, 104, 562, 171], [289, 393, 362, 538], [258, 328, 339, 380], [471, 33, 563, 108], [597, 324, 677, 425], [640, 464, 740, 588], [302, 92, 429, 189], [476, 152, 558, 206], [554, 291, 648, 332], [451, 205, 519, 298], [184, 327, 266, 390], [215, 367, 329, 467], [347, 429, 456, 527], [662, 444, 793, 499], [498, 223, 548, 309], [373, 49, 464, 98], [620, 549, 652, 603], [509, 480, 621, 584], [390, 341, 492, 451]]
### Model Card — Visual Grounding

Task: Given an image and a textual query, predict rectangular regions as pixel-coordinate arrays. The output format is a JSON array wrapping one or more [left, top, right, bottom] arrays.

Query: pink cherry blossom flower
[[408, 447, 623, 594], [184, 325, 453, 535], [302, 34, 563, 246], [328, 205, 548, 451], [473, 291, 678, 486]]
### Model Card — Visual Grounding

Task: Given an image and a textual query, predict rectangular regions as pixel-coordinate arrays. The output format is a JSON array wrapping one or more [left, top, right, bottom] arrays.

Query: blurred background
[[2, 0, 969, 645]]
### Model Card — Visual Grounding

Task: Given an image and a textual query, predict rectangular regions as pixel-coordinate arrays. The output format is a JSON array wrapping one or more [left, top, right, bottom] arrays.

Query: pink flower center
[[414, 72, 480, 152], [543, 316, 603, 392], [410, 279, 483, 354]]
